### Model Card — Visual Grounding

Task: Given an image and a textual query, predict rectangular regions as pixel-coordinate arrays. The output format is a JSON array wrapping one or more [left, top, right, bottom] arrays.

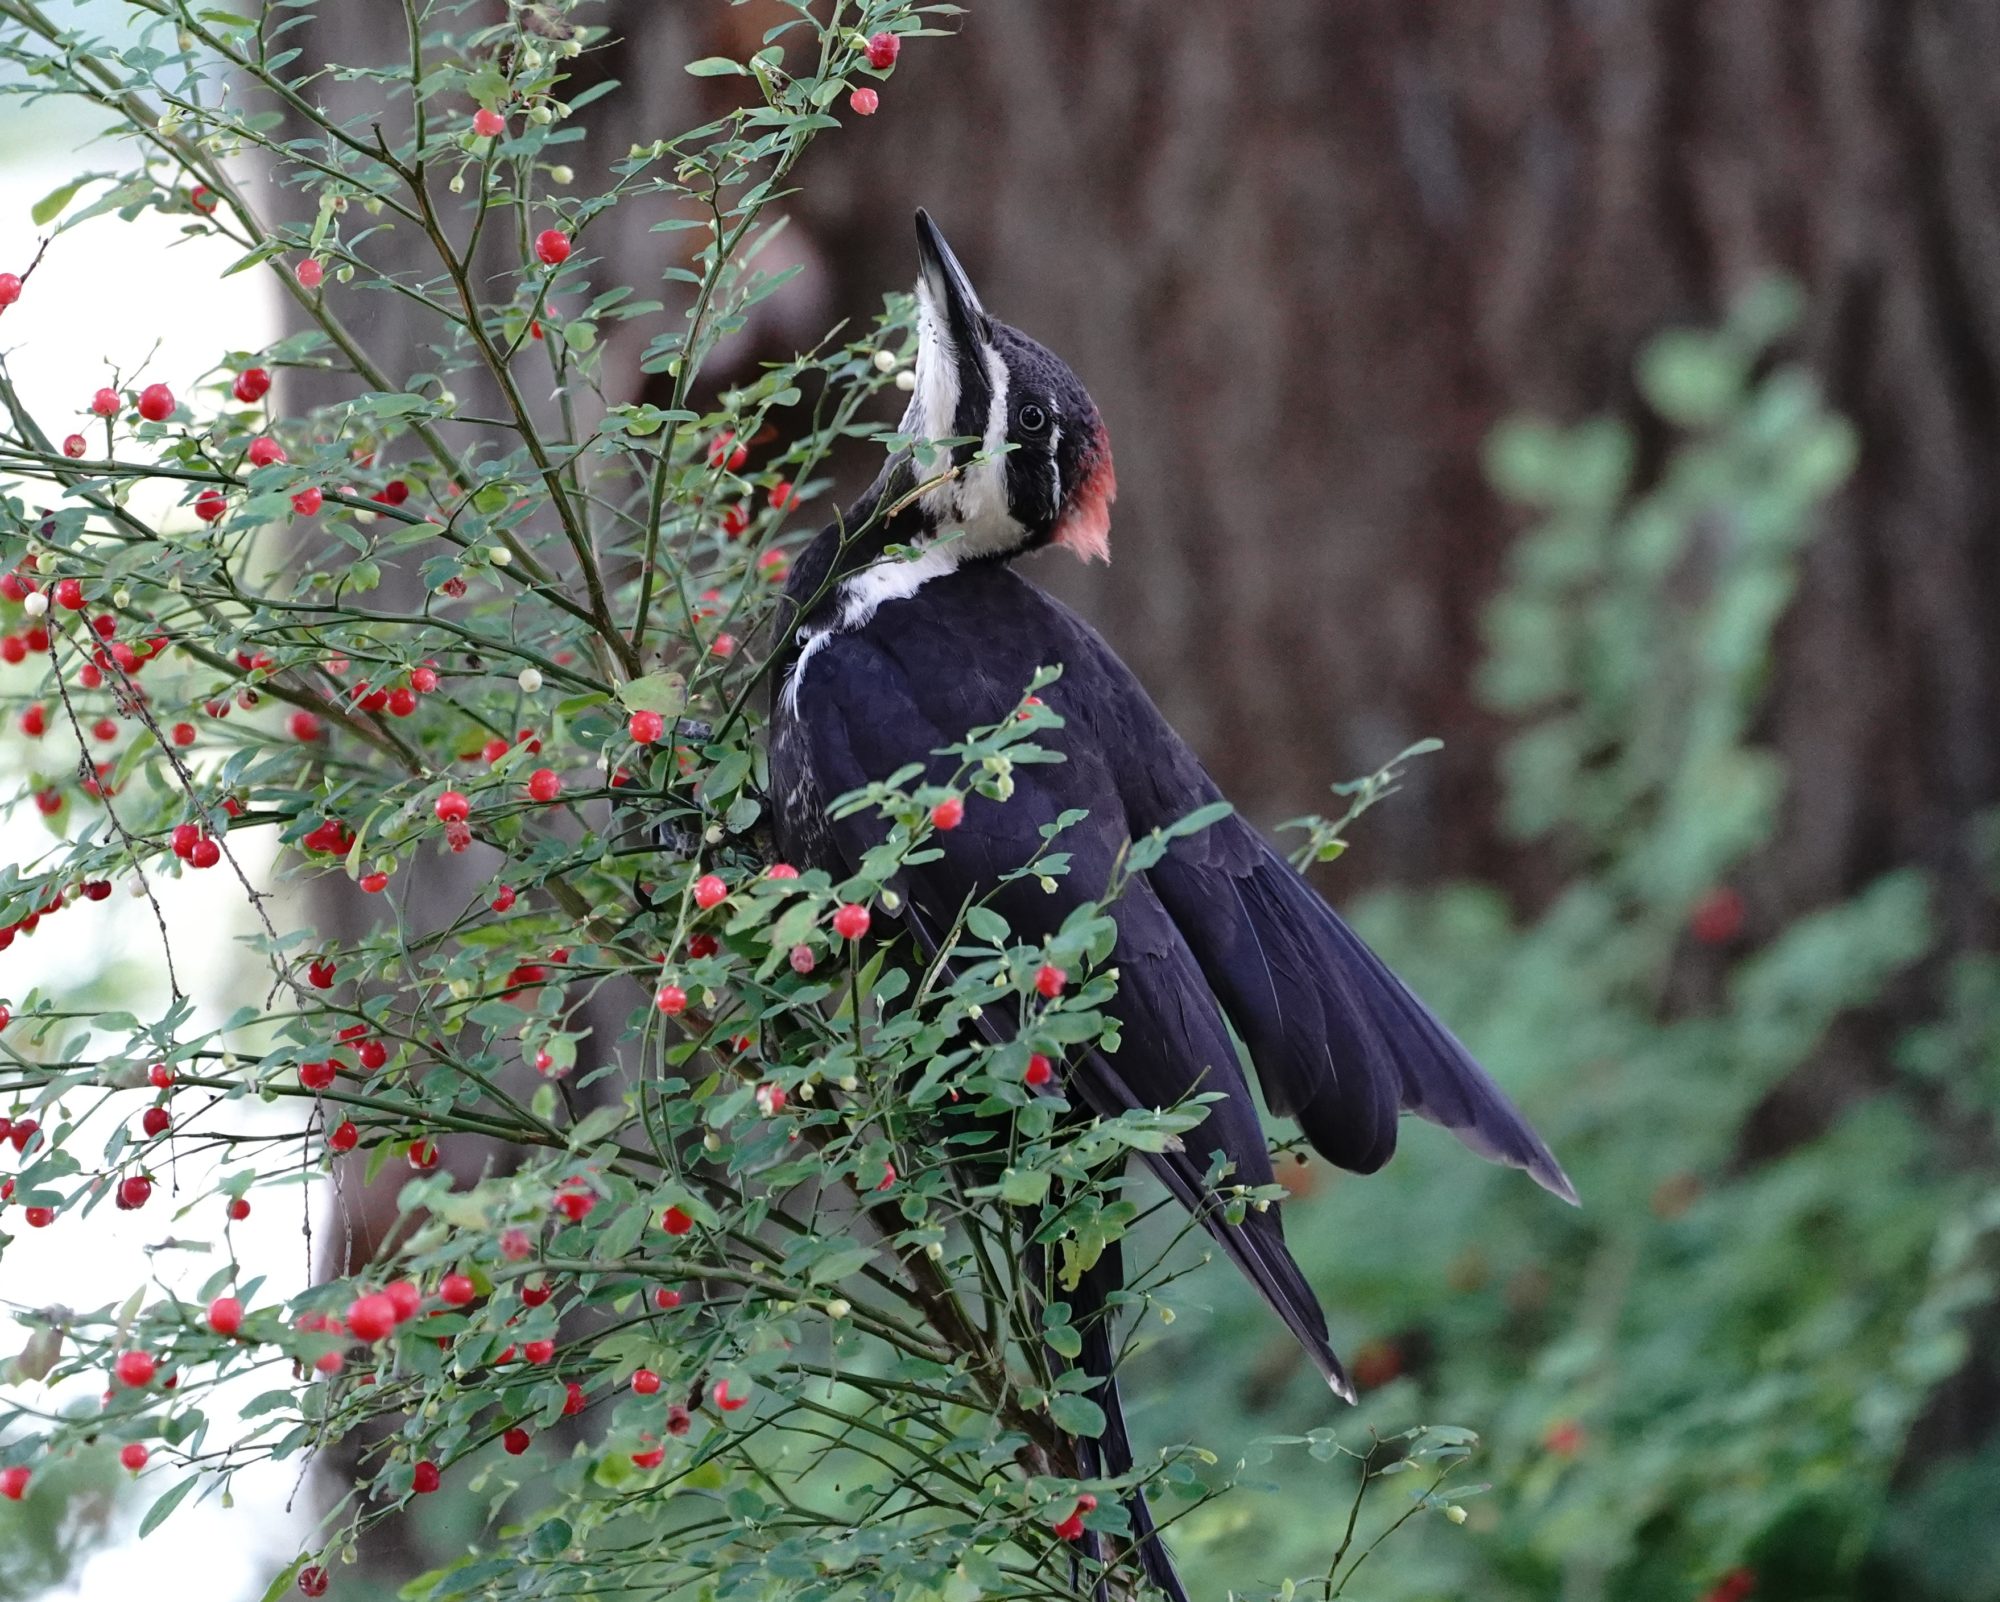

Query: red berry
[[721, 502, 750, 539], [114, 1349, 157, 1387], [141, 1106, 171, 1137], [1690, 886, 1745, 947], [865, 30, 901, 67], [788, 943, 815, 975], [0, 1466, 29, 1500], [631, 1368, 662, 1395], [1025, 1053, 1054, 1088], [439, 1272, 476, 1306], [407, 1139, 438, 1169], [227, 1196, 252, 1221], [312, 1350, 342, 1376], [233, 368, 271, 403], [289, 709, 323, 741], [491, 884, 516, 912], [53, 577, 84, 610], [653, 1287, 682, 1310], [434, 790, 470, 824], [553, 1185, 595, 1222], [502, 1427, 531, 1455], [654, 984, 686, 1016], [687, 932, 719, 959], [409, 1459, 441, 1494], [535, 229, 572, 266], [831, 903, 870, 941], [148, 1062, 174, 1088], [693, 874, 727, 909], [116, 1175, 152, 1210], [0, 272, 19, 308], [91, 386, 119, 416], [411, 665, 439, 693], [247, 436, 286, 467], [526, 767, 561, 803], [207, 1296, 244, 1335], [300, 1060, 337, 1091], [387, 686, 417, 716], [20, 705, 44, 737], [707, 431, 748, 471], [189, 836, 221, 869], [472, 107, 505, 137], [1034, 964, 1067, 999], [629, 709, 664, 744], [195, 489, 227, 522], [307, 959, 337, 989], [120, 1442, 149, 1471], [328, 1120, 359, 1152], [769, 481, 795, 510], [712, 1378, 748, 1412], [296, 259, 324, 289], [665, 1403, 691, 1435], [171, 721, 195, 746], [383, 1280, 421, 1322], [631, 1442, 665, 1469], [930, 795, 964, 830], [62, 433, 85, 458], [710, 632, 736, 659], [137, 384, 174, 422], [297, 1566, 329, 1596], [767, 863, 799, 880], [563, 1380, 585, 1416], [291, 487, 322, 516], [660, 1204, 693, 1236], [849, 86, 879, 116], [346, 1293, 397, 1342], [23, 1206, 53, 1228], [357, 1039, 387, 1071]]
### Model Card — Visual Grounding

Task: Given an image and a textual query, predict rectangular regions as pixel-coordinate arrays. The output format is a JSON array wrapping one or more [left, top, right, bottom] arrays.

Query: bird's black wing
[[788, 598, 1353, 1396]]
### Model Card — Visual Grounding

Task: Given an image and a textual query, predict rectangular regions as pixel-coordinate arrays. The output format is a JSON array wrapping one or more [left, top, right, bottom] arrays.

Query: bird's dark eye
[[1015, 402, 1049, 436]]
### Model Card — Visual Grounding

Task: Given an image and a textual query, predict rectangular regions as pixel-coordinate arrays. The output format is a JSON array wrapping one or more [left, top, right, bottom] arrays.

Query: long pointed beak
[[914, 208, 989, 363]]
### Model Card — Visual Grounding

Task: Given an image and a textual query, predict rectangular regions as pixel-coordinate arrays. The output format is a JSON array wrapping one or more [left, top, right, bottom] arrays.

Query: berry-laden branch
[[0, 6, 1457, 1601]]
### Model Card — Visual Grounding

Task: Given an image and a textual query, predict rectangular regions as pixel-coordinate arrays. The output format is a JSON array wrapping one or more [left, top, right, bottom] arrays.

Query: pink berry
[[1035, 964, 1067, 999], [346, 1293, 397, 1343], [865, 31, 900, 68], [788, 943, 815, 975], [288, 709, 323, 741], [535, 229, 572, 266], [91, 386, 119, 416], [439, 1273, 476, 1306], [930, 795, 963, 830], [291, 486, 323, 516], [384, 1280, 422, 1322], [693, 874, 727, 909], [527, 767, 561, 803], [849, 87, 879, 116], [115, 1349, 157, 1388], [62, 433, 85, 459], [655, 984, 687, 1016], [0, 273, 21, 308], [296, 259, 324, 289], [831, 903, 870, 941], [137, 384, 175, 422], [0, 1466, 29, 1500], [472, 108, 505, 137], [207, 1296, 244, 1335], [120, 1442, 149, 1471], [247, 436, 286, 467], [629, 709, 664, 744], [767, 863, 799, 880], [434, 790, 470, 824]]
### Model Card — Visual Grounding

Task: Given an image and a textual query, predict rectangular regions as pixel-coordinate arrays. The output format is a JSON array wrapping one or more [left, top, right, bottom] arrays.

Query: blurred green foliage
[[1134, 283, 2000, 1601]]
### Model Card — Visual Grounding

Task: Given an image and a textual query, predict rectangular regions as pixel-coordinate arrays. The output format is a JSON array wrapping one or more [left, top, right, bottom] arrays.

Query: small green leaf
[[31, 178, 85, 226], [617, 673, 686, 716], [684, 56, 746, 76], [1048, 1393, 1106, 1438], [139, 1475, 198, 1536]]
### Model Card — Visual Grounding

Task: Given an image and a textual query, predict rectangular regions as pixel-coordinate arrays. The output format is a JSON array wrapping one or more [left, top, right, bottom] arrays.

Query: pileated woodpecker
[[768, 211, 1573, 1597]]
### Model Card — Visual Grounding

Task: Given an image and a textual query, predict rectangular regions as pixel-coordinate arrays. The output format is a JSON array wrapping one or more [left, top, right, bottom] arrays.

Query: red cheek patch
[[1052, 426, 1116, 564]]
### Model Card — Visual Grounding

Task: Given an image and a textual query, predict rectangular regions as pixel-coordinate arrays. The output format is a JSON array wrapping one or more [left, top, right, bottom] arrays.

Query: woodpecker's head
[[902, 209, 1116, 564]]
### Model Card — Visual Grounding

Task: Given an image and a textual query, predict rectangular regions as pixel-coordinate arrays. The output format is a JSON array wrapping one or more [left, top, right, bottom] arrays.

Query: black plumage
[[766, 211, 1572, 1595]]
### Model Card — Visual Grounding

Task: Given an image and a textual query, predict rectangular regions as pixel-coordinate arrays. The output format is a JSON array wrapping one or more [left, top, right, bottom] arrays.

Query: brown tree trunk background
[[283, 0, 2000, 1586]]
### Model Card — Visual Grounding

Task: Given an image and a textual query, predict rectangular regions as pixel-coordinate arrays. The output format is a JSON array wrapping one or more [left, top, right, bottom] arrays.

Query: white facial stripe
[[907, 275, 959, 442], [1047, 418, 1063, 510]]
